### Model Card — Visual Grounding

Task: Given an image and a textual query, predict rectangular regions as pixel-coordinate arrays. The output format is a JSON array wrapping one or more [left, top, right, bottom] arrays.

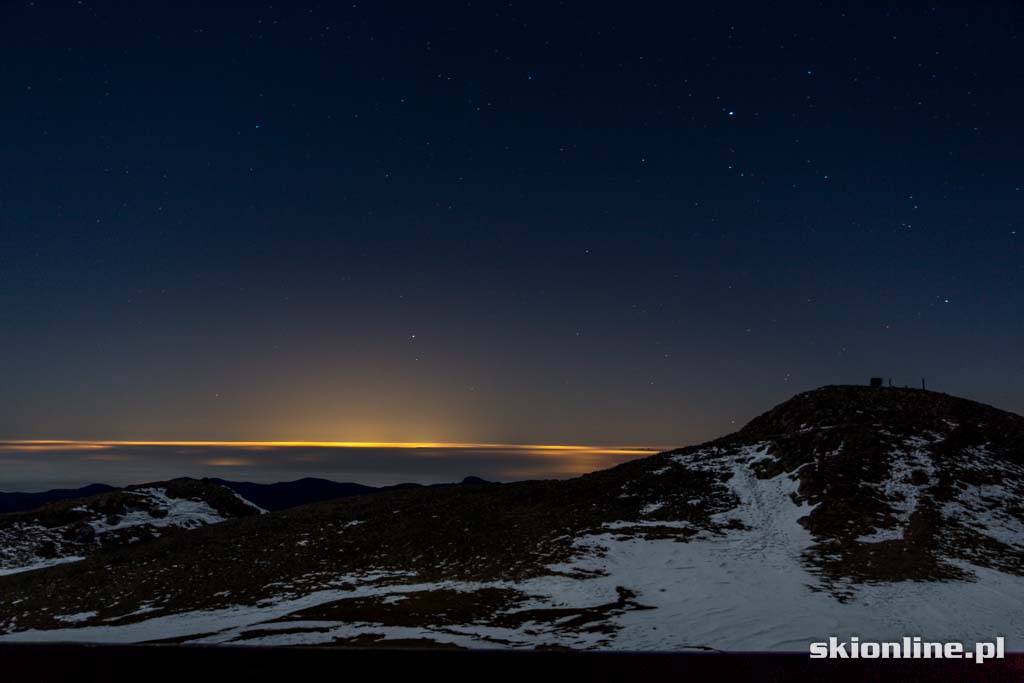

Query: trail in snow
[[3, 445, 1024, 649]]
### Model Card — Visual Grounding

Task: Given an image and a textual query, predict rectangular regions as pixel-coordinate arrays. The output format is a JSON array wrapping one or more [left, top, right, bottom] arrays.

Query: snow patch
[[56, 611, 97, 624], [857, 437, 936, 543], [0, 556, 85, 576], [88, 488, 225, 534], [5, 441, 1024, 650], [225, 488, 267, 514]]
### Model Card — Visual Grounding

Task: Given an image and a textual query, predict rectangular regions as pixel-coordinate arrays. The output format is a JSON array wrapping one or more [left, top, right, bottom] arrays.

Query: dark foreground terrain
[[2, 643, 1022, 683], [1, 386, 1022, 650]]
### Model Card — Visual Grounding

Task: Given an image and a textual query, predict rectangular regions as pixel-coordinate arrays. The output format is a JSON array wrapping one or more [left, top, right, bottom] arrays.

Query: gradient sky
[[2, 2, 1022, 463], [0, 441, 659, 492]]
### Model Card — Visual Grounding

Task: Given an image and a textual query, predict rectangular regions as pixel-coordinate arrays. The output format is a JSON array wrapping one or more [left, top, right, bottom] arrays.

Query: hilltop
[[1, 386, 1022, 650]]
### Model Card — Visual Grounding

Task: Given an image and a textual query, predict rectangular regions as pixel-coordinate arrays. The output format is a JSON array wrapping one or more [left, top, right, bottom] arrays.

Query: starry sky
[[2, 1, 1022, 477]]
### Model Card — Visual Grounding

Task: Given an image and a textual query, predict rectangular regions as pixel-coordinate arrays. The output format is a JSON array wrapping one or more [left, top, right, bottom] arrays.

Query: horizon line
[[0, 440, 672, 456]]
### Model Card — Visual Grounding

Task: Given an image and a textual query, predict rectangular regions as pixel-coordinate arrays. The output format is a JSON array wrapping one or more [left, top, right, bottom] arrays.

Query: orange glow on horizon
[[0, 442, 113, 452], [0, 439, 663, 457], [202, 457, 259, 467]]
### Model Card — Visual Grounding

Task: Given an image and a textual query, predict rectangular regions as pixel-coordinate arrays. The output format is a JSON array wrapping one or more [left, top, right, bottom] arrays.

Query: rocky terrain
[[1, 386, 1022, 650], [0, 479, 263, 575]]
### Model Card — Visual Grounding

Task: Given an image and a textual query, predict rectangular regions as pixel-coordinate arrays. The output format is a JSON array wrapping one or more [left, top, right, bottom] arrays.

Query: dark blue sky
[[1, 1, 1021, 448]]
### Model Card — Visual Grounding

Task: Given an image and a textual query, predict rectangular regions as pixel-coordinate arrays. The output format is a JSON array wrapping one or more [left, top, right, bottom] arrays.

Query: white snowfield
[[3, 444, 1023, 650]]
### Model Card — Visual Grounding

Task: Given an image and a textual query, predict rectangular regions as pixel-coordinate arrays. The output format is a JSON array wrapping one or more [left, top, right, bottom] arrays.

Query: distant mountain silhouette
[[0, 477, 495, 518], [207, 476, 492, 512], [0, 484, 117, 515]]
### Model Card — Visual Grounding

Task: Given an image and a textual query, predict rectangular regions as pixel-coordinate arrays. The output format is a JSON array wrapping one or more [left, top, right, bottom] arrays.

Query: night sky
[[2, 1, 1022, 481]]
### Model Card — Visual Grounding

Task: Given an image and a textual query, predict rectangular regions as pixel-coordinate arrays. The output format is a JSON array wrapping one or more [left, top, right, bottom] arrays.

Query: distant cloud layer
[[0, 441, 660, 492]]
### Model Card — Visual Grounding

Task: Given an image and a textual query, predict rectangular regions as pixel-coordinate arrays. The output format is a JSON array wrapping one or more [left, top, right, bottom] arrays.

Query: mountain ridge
[[0, 477, 495, 517], [0, 478, 262, 576], [0, 484, 118, 516], [0, 475, 495, 573], [2, 385, 1022, 650], [207, 476, 493, 512]]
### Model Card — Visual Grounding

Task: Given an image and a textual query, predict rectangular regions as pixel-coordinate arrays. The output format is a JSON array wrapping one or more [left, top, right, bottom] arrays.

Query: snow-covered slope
[[2, 386, 1022, 650], [0, 479, 263, 575]]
